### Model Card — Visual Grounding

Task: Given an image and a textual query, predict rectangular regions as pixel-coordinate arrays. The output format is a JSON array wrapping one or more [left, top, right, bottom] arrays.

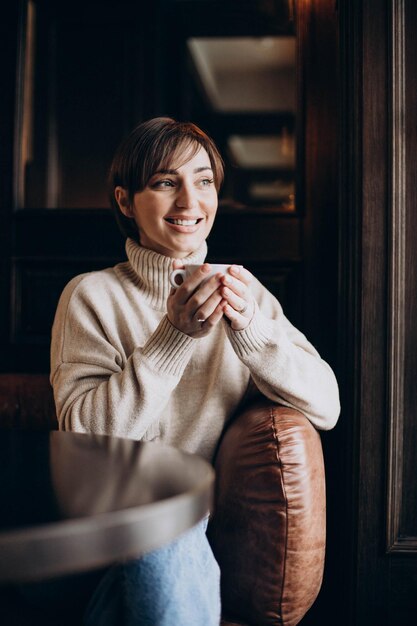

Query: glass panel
[[15, 1, 137, 209], [186, 36, 297, 213], [15, 1, 296, 212]]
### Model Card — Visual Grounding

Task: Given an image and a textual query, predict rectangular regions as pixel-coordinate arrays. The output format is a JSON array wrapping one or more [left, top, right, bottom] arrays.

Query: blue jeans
[[84, 518, 221, 626]]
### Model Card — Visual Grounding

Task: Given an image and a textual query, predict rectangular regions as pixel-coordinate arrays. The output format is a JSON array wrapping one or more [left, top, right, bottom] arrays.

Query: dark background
[[1, 1, 416, 624]]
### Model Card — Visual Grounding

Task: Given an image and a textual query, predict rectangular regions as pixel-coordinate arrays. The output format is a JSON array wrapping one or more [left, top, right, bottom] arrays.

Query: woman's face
[[116, 146, 218, 258]]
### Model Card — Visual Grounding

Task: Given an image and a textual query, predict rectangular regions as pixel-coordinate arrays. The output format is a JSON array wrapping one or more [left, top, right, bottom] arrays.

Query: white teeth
[[168, 219, 198, 225]]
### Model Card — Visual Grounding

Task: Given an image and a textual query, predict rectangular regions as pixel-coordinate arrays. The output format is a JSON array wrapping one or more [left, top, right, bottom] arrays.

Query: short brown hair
[[108, 117, 224, 240]]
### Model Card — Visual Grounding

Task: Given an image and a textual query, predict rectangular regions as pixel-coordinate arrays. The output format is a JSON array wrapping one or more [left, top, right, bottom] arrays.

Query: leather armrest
[[207, 400, 326, 626]]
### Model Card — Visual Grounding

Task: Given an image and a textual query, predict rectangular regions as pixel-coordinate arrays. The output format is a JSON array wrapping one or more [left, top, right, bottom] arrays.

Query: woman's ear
[[115, 187, 132, 218]]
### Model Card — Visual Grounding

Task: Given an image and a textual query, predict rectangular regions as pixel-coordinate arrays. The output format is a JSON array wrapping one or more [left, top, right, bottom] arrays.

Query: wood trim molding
[[385, 0, 417, 554]]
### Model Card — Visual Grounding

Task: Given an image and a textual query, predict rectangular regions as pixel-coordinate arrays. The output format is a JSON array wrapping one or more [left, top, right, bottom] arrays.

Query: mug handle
[[169, 269, 187, 288]]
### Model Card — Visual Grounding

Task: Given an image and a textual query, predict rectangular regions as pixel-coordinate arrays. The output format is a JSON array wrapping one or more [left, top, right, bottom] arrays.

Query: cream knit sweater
[[50, 238, 340, 461]]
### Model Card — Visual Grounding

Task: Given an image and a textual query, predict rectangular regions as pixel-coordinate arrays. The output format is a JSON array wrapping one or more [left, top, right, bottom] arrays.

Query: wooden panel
[[358, 0, 391, 616], [11, 257, 120, 344], [13, 209, 300, 264], [11, 242, 301, 346], [338, 0, 417, 623], [244, 261, 303, 328], [386, 0, 407, 554], [5, 203, 301, 371], [401, 0, 417, 544], [6, 255, 302, 372], [13, 209, 125, 257], [208, 212, 301, 262], [389, 559, 417, 621], [0, 4, 19, 350], [209, 211, 303, 324], [0, 374, 56, 430], [387, 0, 417, 553], [295, 2, 342, 625], [338, 0, 390, 623], [298, 0, 339, 358]]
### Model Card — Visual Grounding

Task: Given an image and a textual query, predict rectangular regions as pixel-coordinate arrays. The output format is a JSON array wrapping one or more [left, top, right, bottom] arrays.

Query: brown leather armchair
[[0, 375, 326, 626], [208, 399, 326, 626]]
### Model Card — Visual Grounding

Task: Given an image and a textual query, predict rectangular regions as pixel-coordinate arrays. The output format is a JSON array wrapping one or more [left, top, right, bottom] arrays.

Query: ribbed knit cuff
[[142, 315, 196, 376], [225, 305, 276, 360]]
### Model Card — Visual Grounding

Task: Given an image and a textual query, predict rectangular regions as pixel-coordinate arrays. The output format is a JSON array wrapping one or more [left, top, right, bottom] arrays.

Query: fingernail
[[201, 264, 211, 274], [232, 265, 240, 274], [224, 275, 232, 284]]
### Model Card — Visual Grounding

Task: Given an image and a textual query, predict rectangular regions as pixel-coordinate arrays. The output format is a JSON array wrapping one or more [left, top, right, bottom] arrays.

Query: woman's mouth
[[164, 217, 205, 233], [165, 217, 203, 226]]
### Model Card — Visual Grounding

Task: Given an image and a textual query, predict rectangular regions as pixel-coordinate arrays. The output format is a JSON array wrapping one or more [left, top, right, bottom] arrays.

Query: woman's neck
[[125, 238, 208, 310]]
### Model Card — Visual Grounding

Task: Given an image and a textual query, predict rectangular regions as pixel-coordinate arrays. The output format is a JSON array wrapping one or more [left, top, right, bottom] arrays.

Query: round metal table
[[0, 430, 214, 583]]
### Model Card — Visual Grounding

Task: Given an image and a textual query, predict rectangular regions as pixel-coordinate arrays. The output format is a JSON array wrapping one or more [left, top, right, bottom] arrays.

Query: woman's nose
[[175, 184, 198, 209]]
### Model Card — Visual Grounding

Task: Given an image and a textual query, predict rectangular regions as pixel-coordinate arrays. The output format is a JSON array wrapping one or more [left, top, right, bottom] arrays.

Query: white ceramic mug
[[169, 263, 231, 288]]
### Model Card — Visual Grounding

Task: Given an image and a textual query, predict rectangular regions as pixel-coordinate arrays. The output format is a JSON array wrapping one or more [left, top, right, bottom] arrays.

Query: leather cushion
[[207, 400, 326, 626]]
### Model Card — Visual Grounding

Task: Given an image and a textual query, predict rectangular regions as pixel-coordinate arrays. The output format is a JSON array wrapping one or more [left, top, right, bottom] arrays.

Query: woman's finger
[[193, 290, 223, 323], [173, 264, 219, 306], [222, 302, 253, 331], [220, 271, 252, 307], [199, 299, 225, 329], [221, 266, 252, 296], [227, 265, 253, 286], [220, 286, 248, 314], [167, 268, 224, 337], [184, 274, 223, 314]]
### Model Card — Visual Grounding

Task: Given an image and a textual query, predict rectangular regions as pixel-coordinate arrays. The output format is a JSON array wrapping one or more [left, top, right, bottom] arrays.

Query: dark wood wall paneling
[[7, 207, 302, 371], [294, 2, 342, 625], [399, 0, 417, 546], [0, 4, 19, 367], [340, 0, 417, 624], [337, 0, 363, 623], [298, 0, 339, 358], [386, 1, 417, 622], [358, 0, 390, 618], [7, 211, 126, 371]]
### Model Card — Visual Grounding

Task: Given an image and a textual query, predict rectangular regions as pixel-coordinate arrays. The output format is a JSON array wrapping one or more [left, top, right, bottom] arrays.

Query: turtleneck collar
[[125, 238, 208, 310]]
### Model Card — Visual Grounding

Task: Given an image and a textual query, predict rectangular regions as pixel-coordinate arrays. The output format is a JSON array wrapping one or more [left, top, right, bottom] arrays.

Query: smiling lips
[[164, 217, 204, 231], [165, 217, 203, 226]]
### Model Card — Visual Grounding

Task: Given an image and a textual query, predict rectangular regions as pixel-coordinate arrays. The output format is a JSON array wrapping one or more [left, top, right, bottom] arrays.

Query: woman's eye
[[200, 178, 214, 186], [152, 179, 174, 188]]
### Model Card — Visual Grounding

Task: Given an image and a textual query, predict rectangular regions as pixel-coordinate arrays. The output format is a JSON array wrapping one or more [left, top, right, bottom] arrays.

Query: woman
[[50, 117, 340, 625]]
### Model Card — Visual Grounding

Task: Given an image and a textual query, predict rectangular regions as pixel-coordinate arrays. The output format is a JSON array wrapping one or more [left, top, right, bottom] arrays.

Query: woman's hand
[[220, 265, 255, 331], [167, 261, 225, 338]]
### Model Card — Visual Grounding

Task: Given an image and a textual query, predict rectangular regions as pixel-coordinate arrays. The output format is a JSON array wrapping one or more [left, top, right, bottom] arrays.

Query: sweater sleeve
[[50, 276, 196, 440], [224, 283, 340, 430]]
